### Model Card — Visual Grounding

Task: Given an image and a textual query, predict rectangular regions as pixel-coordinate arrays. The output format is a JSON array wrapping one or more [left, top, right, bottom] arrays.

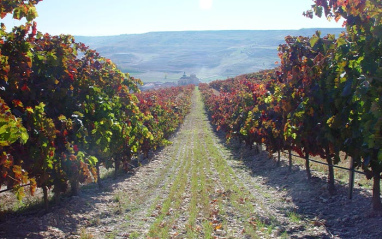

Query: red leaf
[[12, 99, 23, 108], [31, 21, 37, 36], [21, 84, 30, 92]]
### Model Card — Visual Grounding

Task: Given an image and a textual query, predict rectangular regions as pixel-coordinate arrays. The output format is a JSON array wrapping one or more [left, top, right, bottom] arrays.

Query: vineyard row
[[0, 1, 195, 210], [200, 0, 382, 211]]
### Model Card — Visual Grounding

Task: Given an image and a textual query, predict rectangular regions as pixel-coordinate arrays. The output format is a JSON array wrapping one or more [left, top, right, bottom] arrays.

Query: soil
[[0, 89, 381, 239]]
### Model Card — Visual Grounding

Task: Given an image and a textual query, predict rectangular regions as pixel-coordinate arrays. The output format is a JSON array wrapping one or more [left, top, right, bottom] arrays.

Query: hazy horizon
[[73, 28, 344, 37], [2, 0, 344, 36]]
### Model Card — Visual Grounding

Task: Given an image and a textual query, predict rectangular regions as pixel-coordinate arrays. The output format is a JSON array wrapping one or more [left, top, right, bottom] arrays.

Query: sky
[[2, 0, 344, 36]]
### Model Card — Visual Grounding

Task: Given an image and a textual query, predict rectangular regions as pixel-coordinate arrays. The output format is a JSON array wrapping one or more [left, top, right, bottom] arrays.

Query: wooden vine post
[[305, 151, 311, 180], [288, 148, 292, 171], [348, 157, 355, 199]]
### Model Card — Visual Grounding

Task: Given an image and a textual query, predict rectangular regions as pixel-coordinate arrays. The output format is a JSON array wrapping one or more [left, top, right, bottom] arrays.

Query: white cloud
[[199, 0, 213, 10]]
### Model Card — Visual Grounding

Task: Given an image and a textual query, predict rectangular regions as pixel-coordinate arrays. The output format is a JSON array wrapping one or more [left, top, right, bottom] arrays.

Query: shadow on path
[[211, 123, 382, 239], [0, 145, 167, 238]]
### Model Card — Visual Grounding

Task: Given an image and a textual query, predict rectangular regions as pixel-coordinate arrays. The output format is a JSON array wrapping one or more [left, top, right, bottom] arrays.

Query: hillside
[[75, 29, 344, 82]]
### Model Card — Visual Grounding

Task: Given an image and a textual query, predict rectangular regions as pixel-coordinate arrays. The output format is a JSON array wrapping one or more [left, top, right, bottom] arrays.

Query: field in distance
[[75, 29, 343, 82]]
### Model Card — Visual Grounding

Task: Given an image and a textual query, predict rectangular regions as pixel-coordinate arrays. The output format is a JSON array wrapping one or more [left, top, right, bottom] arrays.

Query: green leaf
[[88, 156, 98, 166], [72, 111, 84, 118], [15, 186, 25, 201], [336, 37, 347, 48], [0, 125, 7, 135], [37, 54, 46, 61], [20, 130, 29, 144], [310, 35, 320, 47], [58, 115, 67, 121], [26, 6, 38, 22], [0, 140, 9, 147], [77, 151, 85, 159], [378, 150, 382, 162], [13, 7, 22, 20]]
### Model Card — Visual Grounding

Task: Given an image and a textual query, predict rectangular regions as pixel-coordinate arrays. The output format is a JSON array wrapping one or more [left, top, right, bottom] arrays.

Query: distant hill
[[75, 29, 344, 82]]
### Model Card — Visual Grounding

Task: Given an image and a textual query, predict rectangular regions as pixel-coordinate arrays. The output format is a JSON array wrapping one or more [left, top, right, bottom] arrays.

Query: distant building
[[141, 81, 177, 91], [178, 72, 201, 86]]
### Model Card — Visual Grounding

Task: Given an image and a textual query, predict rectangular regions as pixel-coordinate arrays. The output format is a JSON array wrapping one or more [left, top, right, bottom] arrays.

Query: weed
[[105, 231, 117, 239], [266, 225, 274, 235], [280, 231, 289, 238], [287, 211, 301, 223], [79, 228, 94, 239], [202, 220, 214, 239], [90, 215, 101, 226], [129, 232, 140, 238]]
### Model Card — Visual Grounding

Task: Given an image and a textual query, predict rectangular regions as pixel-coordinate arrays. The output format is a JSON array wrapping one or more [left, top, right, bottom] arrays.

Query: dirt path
[[1, 88, 381, 239]]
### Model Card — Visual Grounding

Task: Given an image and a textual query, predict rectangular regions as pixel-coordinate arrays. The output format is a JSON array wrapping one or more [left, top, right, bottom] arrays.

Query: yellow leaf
[[26, 106, 34, 113], [214, 224, 222, 230], [309, 107, 314, 116], [16, 186, 25, 201], [27, 59, 32, 68], [30, 178, 37, 196], [12, 165, 22, 179]]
